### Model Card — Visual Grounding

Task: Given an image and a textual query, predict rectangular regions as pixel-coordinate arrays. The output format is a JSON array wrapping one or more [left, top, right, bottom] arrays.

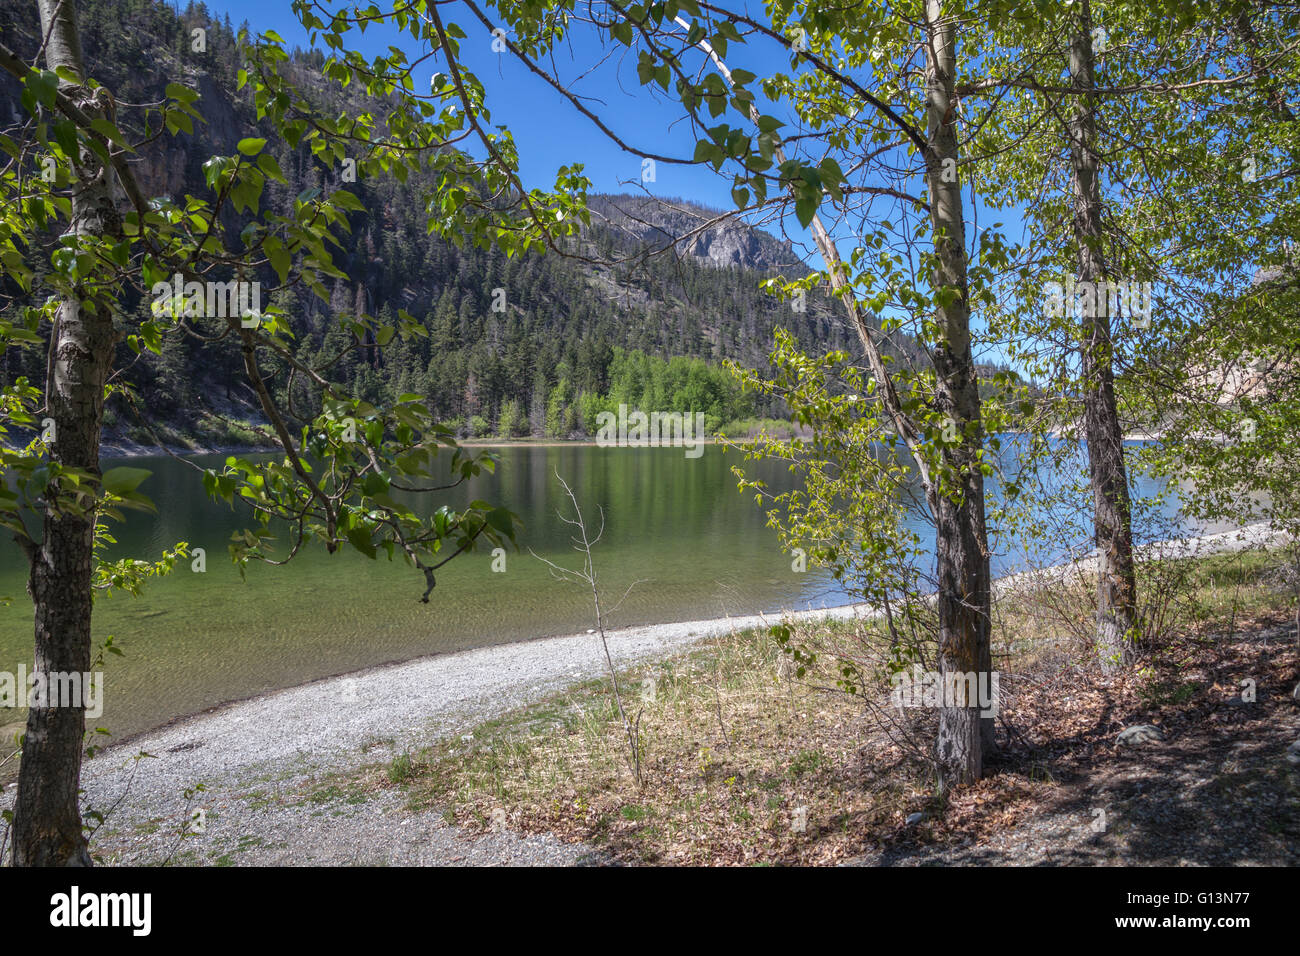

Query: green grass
[[387, 752, 415, 784]]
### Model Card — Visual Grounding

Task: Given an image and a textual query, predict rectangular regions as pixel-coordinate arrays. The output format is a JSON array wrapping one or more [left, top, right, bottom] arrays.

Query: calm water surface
[[0, 440, 1194, 742]]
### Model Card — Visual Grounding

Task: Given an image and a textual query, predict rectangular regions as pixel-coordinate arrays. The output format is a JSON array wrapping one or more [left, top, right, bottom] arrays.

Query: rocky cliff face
[[587, 194, 807, 274]]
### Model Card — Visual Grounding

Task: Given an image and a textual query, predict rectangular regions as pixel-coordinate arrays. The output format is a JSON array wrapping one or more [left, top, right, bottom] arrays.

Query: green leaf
[[101, 467, 152, 496], [346, 525, 376, 558], [257, 152, 287, 183], [485, 507, 515, 536], [164, 82, 200, 105], [331, 189, 365, 211], [52, 119, 78, 158], [266, 239, 291, 283], [795, 194, 818, 228], [89, 117, 127, 147], [237, 137, 267, 156], [26, 70, 58, 109]]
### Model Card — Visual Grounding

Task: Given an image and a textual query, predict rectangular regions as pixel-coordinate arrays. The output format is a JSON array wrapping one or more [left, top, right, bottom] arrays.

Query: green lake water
[[0, 444, 843, 744], [0, 440, 1193, 746]]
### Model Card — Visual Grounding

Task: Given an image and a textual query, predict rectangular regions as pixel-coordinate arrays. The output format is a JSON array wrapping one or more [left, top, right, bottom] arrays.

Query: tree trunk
[[678, 15, 993, 783], [1067, 1, 1138, 675], [923, 0, 994, 788], [11, 0, 118, 867]]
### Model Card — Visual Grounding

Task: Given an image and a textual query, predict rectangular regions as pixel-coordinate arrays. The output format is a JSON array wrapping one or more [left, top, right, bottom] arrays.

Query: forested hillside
[[0, 0, 874, 444]]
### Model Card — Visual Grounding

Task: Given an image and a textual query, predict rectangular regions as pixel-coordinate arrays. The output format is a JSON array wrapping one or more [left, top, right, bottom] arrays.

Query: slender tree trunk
[[12, 0, 119, 866], [923, 0, 994, 788], [1067, 2, 1138, 675], [679, 3, 991, 787]]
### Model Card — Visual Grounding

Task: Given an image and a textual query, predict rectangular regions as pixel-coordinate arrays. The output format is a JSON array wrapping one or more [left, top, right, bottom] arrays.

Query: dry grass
[[368, 547, 1297, 866], [380, 619, 945, 865]]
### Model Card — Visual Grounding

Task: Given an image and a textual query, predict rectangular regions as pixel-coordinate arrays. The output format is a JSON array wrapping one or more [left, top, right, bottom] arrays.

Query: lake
[[0, 439, 1194, 745]]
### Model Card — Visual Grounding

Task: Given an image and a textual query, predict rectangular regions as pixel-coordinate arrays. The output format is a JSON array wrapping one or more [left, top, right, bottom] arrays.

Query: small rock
[[905, 812, 924, 825], [1286, 740, 1300, 767], [1292, 682, 1300, 703], [1116, 724, 1164, 748]]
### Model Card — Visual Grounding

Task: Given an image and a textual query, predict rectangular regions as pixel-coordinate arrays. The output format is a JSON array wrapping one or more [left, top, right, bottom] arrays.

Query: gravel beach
[[16, 601, 880, 865]]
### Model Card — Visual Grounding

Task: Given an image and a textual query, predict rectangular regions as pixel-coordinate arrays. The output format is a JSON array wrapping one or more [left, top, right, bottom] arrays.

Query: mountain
[[1, 0, 873, 448], [585, 194, 807, 273]]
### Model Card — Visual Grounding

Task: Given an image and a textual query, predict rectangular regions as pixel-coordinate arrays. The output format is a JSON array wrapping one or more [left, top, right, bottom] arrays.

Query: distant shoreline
[[94, 426, 1165, 460], [95, 434, 739, 458]]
